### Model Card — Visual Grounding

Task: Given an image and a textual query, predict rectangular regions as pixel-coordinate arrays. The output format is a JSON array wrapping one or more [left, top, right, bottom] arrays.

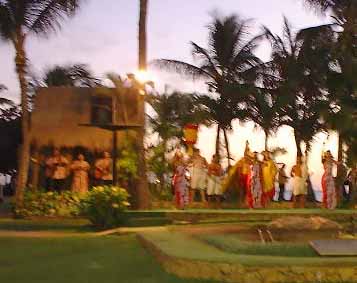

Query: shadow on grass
[[0, 218, 94, 233]]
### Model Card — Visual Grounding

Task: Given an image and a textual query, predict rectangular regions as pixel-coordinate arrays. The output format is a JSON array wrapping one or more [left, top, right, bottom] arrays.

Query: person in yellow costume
[[222, 141, 253, 206], [261, 151, 278, 207]]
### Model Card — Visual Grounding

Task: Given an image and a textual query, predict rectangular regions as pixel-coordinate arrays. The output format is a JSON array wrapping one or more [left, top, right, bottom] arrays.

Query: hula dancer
[[207, 154, 223, 208], [189, 148, 208, 203], [261, 151, 278, 207], [291, 156, 307, 208], [247, 152, 263, 209], [172, 151, 189, 209], [321, 150, 338, 209]]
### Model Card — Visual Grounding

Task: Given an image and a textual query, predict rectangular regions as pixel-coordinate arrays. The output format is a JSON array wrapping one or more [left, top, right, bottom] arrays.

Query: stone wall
[[30, 87, 143, 150], [138, 234, 357, 283]]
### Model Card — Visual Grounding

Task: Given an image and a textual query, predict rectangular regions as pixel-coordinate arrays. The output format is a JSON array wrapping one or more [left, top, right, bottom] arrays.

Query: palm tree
[[304, 0, 357, 169], [265, 18, 333, 158], [196, 95, 238, 165], [137, 0, 150, 209], [153, 14, 263, 162], [304, 0, 357, 21], [0, 0, 83, 209], [148, 92, 209, 149], [139, 0, 148, 70], [246, 88, 282, 150], [44, 64, 101, 87]]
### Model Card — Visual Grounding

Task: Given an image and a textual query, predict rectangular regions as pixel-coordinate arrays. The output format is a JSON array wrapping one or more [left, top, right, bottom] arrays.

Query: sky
[[0, 0, 337, 193]]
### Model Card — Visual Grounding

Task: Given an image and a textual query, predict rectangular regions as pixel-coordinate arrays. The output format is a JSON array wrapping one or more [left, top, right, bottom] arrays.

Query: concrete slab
[[310, 239, 357, 256]]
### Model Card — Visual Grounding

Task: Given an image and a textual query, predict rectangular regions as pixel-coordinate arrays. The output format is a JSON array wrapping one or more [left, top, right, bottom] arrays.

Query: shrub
[[15, 190, 84, 217], [81, 186, 130, 228]]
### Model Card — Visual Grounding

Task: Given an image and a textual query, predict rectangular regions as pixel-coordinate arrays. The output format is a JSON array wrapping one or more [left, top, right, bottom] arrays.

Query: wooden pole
[[112, 130, 118, 186]]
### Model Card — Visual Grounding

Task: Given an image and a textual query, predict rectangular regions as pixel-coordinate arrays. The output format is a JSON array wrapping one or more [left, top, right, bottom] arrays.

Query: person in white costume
[[189, 148, 208, 203], [291, 155, 308, 208]]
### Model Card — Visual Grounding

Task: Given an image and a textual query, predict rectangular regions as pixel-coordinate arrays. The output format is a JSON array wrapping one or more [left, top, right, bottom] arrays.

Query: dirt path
[[176, 223, 250, 235], [0, 230, 91, 238], [0, 226, 167, 238]]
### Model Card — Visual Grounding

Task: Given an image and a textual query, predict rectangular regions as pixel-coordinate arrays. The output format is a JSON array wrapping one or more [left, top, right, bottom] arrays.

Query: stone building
[[29, 86, 144, 188]]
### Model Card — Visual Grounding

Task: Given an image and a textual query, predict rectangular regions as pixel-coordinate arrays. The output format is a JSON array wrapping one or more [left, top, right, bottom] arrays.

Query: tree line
[[0, 0, 356, 209], [151, 1, 356, 174]]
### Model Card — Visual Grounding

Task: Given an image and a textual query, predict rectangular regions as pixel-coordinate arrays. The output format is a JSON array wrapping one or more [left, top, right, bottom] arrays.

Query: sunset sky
[[0, 0, 337, 193]]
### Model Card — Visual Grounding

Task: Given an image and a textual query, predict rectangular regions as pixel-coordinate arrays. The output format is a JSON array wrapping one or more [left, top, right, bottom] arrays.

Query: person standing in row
[[207, 154, 223, 208], [278, 164, 288, 201], [322, 150, 338, 209], [291, 156, 307, 208], [246, 152, 263, 209], [172, 151, 189, 210], [71, 153, 90, 194], [45, 149, 69, 192], [94, 151, 113, 186], [237, 142, 253, 206], [189, 148, 208, 203], [261, 151, 278, 207]]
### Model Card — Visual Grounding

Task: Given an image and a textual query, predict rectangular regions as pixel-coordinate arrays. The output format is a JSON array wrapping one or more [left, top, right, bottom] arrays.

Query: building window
[[91, 96, 112, 124]]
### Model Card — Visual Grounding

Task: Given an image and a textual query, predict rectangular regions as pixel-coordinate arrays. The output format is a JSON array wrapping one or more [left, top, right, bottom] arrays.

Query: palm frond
[[0, 84, 7, 91], [27, 0, 82, 35], [0, 96, 13, 106], [44, 63, 100, 87], [304, 0, 336, 13], [151, 59, 213, 80], [0, 2, 14, 41], [190, 42, 219, 77], [282, 17, 297, 55]]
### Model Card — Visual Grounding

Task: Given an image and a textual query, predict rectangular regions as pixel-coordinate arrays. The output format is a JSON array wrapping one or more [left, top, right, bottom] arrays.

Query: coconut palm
[[196, 95, 240, 165], [139, 0, 148, 70], [0, 0, 83, 208], [245, 88, 282, 150], [137, 0, 150, 209], [149, 92, 209, 149], [44, 64, 101, 87], [304, 0, 357, 168], [264, 18, 333, 158], [153, 14, 263, 161], [304, 0, 357, 23]]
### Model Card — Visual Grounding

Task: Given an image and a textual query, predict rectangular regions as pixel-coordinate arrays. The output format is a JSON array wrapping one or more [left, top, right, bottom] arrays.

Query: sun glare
[[134, 70, 155, 84]]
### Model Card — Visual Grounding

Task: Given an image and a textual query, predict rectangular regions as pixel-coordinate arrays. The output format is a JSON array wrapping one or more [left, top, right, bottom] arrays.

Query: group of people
[[44, 149, 113, 193], [171, 142, 349, 211], [224, 142, 284, 209], [172, 148, 223, 209]]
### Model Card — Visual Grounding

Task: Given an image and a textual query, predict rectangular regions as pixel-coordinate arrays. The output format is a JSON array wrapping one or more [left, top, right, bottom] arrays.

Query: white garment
[[46, 156, 69, 180], [190, 167, 207, 190], [207, 175, 222, 196], [293, 176, 307, 196]]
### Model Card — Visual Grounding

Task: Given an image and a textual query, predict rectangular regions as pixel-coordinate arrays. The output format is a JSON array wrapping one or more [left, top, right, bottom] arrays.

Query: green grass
[[0, 235, 216, 283], [142, 230, 357, 267], [0, 218, 92, 232], [198, 234, 318, 257]]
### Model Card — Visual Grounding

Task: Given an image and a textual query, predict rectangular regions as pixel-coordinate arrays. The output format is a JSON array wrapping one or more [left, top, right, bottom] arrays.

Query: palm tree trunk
[[264, 129, 269, 151], [139, 0, 148, 70], [336, 133, 345, 187], [14, 32, 30, 209], [337, 133, 343, 164], [294, 131, 302, 159], [223, 129, 231, 167], [215, 125, 221, 161], [136, 0, 150, 209]]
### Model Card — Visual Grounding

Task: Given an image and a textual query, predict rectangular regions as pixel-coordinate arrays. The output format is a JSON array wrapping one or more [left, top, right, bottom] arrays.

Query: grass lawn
[[142, 229, 357, 267], [198, 234, 318, 257], [0, 234, 216, 283], [0, 218, 92, 232]]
